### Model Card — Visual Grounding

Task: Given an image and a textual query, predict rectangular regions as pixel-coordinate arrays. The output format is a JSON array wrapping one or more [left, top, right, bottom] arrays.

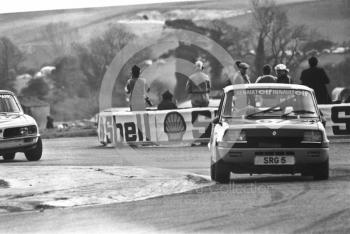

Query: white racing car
[[0, 90, 42, 161], [209, 84, 329, 183]]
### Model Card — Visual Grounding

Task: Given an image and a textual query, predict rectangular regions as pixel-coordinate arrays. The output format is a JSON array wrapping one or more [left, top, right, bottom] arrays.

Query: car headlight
[[302, 130, 322, 142], [222, 129, 247, 142], [27, 125, 37, 135]]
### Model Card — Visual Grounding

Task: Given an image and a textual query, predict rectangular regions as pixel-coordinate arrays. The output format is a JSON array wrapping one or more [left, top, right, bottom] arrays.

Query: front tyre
[[313, 159, 329, 180], [210, 160, 230, 183], [25, 137, 42, 161], [3, 153, 15, 161]]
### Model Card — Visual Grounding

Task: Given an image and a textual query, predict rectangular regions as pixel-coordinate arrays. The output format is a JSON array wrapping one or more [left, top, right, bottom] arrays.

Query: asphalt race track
[[0, 137, 349, 233]]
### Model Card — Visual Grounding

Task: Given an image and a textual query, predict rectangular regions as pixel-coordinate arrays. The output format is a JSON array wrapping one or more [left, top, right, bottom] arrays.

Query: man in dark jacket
[[158, 90, 177, 110], [300, 57, 331, 104], [256, 64, 277, 83]]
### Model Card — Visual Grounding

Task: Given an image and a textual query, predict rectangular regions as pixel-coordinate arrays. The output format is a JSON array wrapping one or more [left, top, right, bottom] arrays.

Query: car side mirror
[[212, 116, 221, 125]]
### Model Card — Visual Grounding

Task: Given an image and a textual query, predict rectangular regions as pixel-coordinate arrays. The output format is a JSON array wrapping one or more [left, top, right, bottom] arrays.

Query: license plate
[[254, 156, 295, 165]]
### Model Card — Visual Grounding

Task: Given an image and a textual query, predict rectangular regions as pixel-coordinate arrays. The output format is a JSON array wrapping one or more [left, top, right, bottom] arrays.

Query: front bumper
[[216, 146, 329, 174], [0, 136, 39, 154]]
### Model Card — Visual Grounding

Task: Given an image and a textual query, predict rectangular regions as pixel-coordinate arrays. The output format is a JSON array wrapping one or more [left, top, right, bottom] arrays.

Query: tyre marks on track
[[292, 208, 350, 233], [261, 183, 311, 208], [247, 215, 290, 232]]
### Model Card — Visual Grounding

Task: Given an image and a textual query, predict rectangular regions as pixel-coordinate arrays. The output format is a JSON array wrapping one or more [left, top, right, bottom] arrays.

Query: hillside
[[0, 0, 348, 69]]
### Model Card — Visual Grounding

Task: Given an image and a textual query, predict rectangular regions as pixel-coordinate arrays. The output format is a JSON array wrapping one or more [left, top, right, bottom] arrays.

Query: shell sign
[[164, 112, 187, 142], [98, 108, 217, 146]]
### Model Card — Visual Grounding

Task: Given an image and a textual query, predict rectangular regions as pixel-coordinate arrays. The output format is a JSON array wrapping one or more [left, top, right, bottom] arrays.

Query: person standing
[[300, 56, 331, 104], [275, 64, 291, 84], [158, 90, 177, 110], [125, 65, 150, 111], [46, 115, 54, 129], [186, 61, 211, 107], [227, 62, 251, 85], [256, 64, 277, 83]]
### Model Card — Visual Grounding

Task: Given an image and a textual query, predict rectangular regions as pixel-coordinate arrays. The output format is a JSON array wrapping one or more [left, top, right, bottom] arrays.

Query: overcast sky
[[0, 0, 202, 13]]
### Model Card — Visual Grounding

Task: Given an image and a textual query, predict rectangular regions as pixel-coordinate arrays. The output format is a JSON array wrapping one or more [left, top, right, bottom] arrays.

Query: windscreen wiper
[[281, 110, 315, 118], [246, 106, 282, 118]]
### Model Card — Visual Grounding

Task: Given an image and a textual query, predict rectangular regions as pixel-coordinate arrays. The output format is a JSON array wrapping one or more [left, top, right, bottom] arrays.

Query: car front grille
[[3, 125, 37, 138], [232, 129, 321, 148]]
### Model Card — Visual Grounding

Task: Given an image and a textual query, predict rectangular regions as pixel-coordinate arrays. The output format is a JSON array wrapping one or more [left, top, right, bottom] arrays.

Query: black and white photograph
[[0, 0, 349, 233]]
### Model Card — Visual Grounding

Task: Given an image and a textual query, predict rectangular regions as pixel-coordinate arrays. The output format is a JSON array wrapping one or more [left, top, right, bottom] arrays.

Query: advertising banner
[[98, 104, 350, 146], [98, 108, 217, 145], [319, 104, 350, 137]]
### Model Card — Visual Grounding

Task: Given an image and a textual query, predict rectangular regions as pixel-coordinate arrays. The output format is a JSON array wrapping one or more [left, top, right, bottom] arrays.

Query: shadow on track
[[0, 160, 29, 164]]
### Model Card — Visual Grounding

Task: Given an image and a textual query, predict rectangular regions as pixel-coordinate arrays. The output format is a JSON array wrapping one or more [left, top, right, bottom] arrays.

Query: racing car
[[209, 84, 329, 183], [0, 90, 42, 161]]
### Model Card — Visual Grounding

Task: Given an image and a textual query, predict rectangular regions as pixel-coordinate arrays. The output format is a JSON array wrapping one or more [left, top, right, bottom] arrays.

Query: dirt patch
[[186, 174, 211, 184], [0, 206, 23, 212], [34, 204, 56, 211], [41, 128, 97, 139], [0, 180, 9, 188]]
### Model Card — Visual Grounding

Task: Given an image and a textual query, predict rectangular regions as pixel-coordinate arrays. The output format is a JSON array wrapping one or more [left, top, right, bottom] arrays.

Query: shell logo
[[164, 112, 186, 141]]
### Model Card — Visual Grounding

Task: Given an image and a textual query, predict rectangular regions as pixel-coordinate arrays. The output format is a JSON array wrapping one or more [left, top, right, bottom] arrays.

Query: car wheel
[[313, 159, 329, 180], [25, 137, 42, 161], [210, 160, 230, 183], [3, 153, 15, 161]]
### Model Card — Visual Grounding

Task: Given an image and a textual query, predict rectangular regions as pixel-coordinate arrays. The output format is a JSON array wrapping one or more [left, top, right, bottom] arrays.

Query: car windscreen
[[0, 94, 21, 113], [222, 89, 318, 118]]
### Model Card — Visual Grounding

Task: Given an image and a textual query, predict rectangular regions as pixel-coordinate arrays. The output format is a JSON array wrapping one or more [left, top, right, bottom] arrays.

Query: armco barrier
[[98, 104, 350, 146]]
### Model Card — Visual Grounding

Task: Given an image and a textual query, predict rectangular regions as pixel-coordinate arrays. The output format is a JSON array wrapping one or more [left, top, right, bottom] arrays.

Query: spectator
[[227, 62, 251, 85], [275, 64, 291, 84], [158, 90, 177, 110], [300, 56, 331, 104], [256, 64, 277, 83], [46, 115, 54, 129], [125, 65, 150, 111], [186, 61, 211, 107], [235, 60, 242, 69]]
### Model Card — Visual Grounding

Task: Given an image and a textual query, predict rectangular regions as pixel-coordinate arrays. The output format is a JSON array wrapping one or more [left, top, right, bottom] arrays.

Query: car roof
[[0, 90, 15, 95], [223, 83, 313, 93]]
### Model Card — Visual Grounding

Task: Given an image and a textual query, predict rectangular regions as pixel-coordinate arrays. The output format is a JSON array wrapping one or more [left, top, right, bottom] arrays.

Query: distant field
[[286, 0, 350, 43], [225, 0, 350, 43]]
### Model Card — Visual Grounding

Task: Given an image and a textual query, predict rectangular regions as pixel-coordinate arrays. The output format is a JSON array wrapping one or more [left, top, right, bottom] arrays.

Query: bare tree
[[0, 37, 24, 90], [41, 22, 79, 57], [252, 0, 277, 74], [74, 24, 136, 91], [209, 20, 251, 59], [251, 0, 310, 78]]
